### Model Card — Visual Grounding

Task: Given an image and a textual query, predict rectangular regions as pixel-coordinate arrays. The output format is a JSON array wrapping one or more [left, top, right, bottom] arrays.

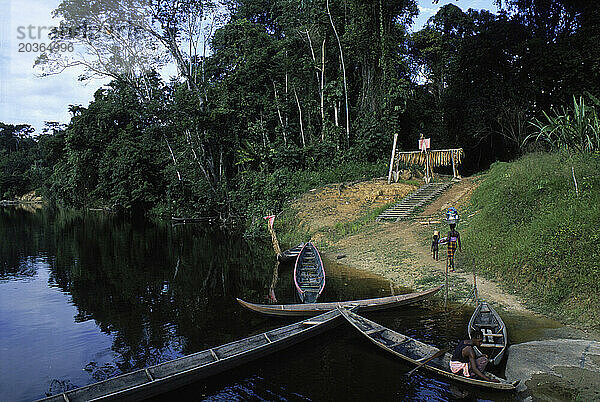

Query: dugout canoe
[[294, 242, 325, 303], [236, 285, 443, 317], [339, 308, 515, 391], [277, 243, 305, 264], [468, 301, 508, 365], [39, 309, 347, 402]]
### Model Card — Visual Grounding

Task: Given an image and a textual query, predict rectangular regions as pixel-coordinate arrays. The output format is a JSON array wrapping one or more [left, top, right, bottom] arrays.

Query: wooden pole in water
[[472, 258, 478, 304], [264, 215, 282, 256], [263, 216, 281, 303], [445, 257, 448, 308], [268, 261, 279, 303]]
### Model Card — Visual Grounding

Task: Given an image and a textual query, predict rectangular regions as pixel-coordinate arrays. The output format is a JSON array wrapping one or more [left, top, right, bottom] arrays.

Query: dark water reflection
[[1, 207, 273, 401], [0, 207, 553, 401]]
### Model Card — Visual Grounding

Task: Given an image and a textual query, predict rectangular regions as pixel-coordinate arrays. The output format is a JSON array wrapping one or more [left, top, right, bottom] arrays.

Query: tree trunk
[[304, 30, 325, 136], [285, 50, 289, 130], [162, 134, 182, 182], [327, 0, 350, 143], [321, 37, 326, 140], [186, 130, 217, 194], [272, 80, 287, 145], [294, 88, 306, 147], [260, 112, 268, 148]]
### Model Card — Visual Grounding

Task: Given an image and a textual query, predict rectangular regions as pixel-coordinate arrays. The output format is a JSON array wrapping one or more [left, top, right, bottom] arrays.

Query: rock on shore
[[506, 339, 600, 401]]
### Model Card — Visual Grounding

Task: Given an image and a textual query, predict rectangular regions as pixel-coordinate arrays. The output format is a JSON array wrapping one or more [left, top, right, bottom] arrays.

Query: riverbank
[[280, 172, 600, 399], [284, 176, 532, 311], [281, 172, 599, 337], [1, 191, 44, 212]]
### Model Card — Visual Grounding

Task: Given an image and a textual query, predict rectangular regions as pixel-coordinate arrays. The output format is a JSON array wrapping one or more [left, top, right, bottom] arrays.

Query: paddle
[[406, 348, 450, 377]]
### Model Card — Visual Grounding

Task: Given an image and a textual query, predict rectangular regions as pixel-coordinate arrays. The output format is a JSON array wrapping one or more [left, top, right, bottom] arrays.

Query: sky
[[0, 0, 104, 133], [411, 0, 499, 31], [0, 0, 498, 133]]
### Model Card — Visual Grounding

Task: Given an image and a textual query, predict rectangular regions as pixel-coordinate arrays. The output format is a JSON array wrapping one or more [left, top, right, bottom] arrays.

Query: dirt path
[[292, 176, 534, 314]]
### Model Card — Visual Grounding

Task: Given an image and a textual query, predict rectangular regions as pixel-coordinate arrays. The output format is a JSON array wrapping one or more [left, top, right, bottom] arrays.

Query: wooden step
[[376, 182, 453, 222]]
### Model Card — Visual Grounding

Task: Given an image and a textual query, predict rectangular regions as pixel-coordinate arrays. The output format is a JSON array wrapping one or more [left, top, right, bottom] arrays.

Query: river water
[[0, 206, 561, 401]]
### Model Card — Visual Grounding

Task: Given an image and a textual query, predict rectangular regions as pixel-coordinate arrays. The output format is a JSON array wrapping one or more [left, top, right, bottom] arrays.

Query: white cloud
[[418, 5, 438, 14], [0, 0, 185, 133], [0, 0, 105, 132]]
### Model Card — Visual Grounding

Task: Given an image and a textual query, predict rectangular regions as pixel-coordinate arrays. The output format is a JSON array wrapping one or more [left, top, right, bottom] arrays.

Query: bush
[[527, 94, 600, 154], [458, 152, 600, 327], [231, 160, 387, 233]]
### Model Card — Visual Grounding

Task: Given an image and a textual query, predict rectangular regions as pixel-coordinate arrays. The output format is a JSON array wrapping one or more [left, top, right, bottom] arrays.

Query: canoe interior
[[468, 302, 508, 365], [340, 309, 514, 391], [40, 309, 342, 402], [294, 242, 325, 303], [343, 309, 447, 366]]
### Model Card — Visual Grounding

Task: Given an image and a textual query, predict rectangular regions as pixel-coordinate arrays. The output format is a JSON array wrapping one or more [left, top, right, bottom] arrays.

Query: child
[[431, 230, 439, 261]]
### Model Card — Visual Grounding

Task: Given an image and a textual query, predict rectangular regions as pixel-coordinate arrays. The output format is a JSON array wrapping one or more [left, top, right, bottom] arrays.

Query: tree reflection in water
[[0, 207, 277, 381]]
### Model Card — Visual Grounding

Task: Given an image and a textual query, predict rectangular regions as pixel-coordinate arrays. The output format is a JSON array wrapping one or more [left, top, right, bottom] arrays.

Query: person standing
[[431, 230, 439, 261], [446, 223, 461, 272]]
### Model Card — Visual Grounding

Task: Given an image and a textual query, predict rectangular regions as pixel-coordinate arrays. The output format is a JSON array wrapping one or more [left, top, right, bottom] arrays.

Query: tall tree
[[0, 123, 37, 197]]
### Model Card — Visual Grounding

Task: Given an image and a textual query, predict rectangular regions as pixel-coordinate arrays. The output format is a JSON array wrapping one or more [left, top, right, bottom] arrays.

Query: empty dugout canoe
[[237, 285, 443, 317], [294, 242, 325, 303], [39, 309, 347, 402], [276, 242, 304, 264], [468, 301, 508, 365]]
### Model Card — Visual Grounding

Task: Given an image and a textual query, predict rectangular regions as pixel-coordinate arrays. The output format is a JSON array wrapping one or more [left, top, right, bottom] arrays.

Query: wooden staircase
[[376, 182, 453, 222]]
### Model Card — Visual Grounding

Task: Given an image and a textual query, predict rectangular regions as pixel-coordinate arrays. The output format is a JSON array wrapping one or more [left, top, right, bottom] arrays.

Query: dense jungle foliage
[[2, 0, 600, 223]]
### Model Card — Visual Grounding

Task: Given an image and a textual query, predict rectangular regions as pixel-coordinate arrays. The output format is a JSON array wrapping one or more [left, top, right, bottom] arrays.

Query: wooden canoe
[[339, 308, 515, 391], [170, 216, 213, 223], [237, 285, 443, 317], [294, 242, 325, 303], [468, 301, 508, 365], [277, 243, 304, 264], [39, 309, 346, 402]]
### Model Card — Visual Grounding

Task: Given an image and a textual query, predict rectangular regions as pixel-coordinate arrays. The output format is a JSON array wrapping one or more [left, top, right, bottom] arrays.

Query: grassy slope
[[458, 152, 600, 328]]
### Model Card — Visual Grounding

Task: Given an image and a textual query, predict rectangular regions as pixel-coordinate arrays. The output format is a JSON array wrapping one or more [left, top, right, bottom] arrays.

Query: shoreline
[[315, 177, 534, 313], [286, 176, 599, 340]]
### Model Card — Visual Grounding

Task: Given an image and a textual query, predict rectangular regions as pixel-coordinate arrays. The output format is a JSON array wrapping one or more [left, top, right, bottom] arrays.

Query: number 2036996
[[18, 43, 74, 52]]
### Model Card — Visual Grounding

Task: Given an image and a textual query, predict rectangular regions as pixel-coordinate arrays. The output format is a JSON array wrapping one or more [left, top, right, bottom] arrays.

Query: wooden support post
[[452, 152, 457, 179], [388, 133, 398, 184], [445, 257, 449, 309], [424, 151, 427, 184], [264, 215, 281, 303], [268, 261, 279, 303], [264, 216, 281, 256], [424, 150, 428, 183], [430, 151, 435, 183]]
